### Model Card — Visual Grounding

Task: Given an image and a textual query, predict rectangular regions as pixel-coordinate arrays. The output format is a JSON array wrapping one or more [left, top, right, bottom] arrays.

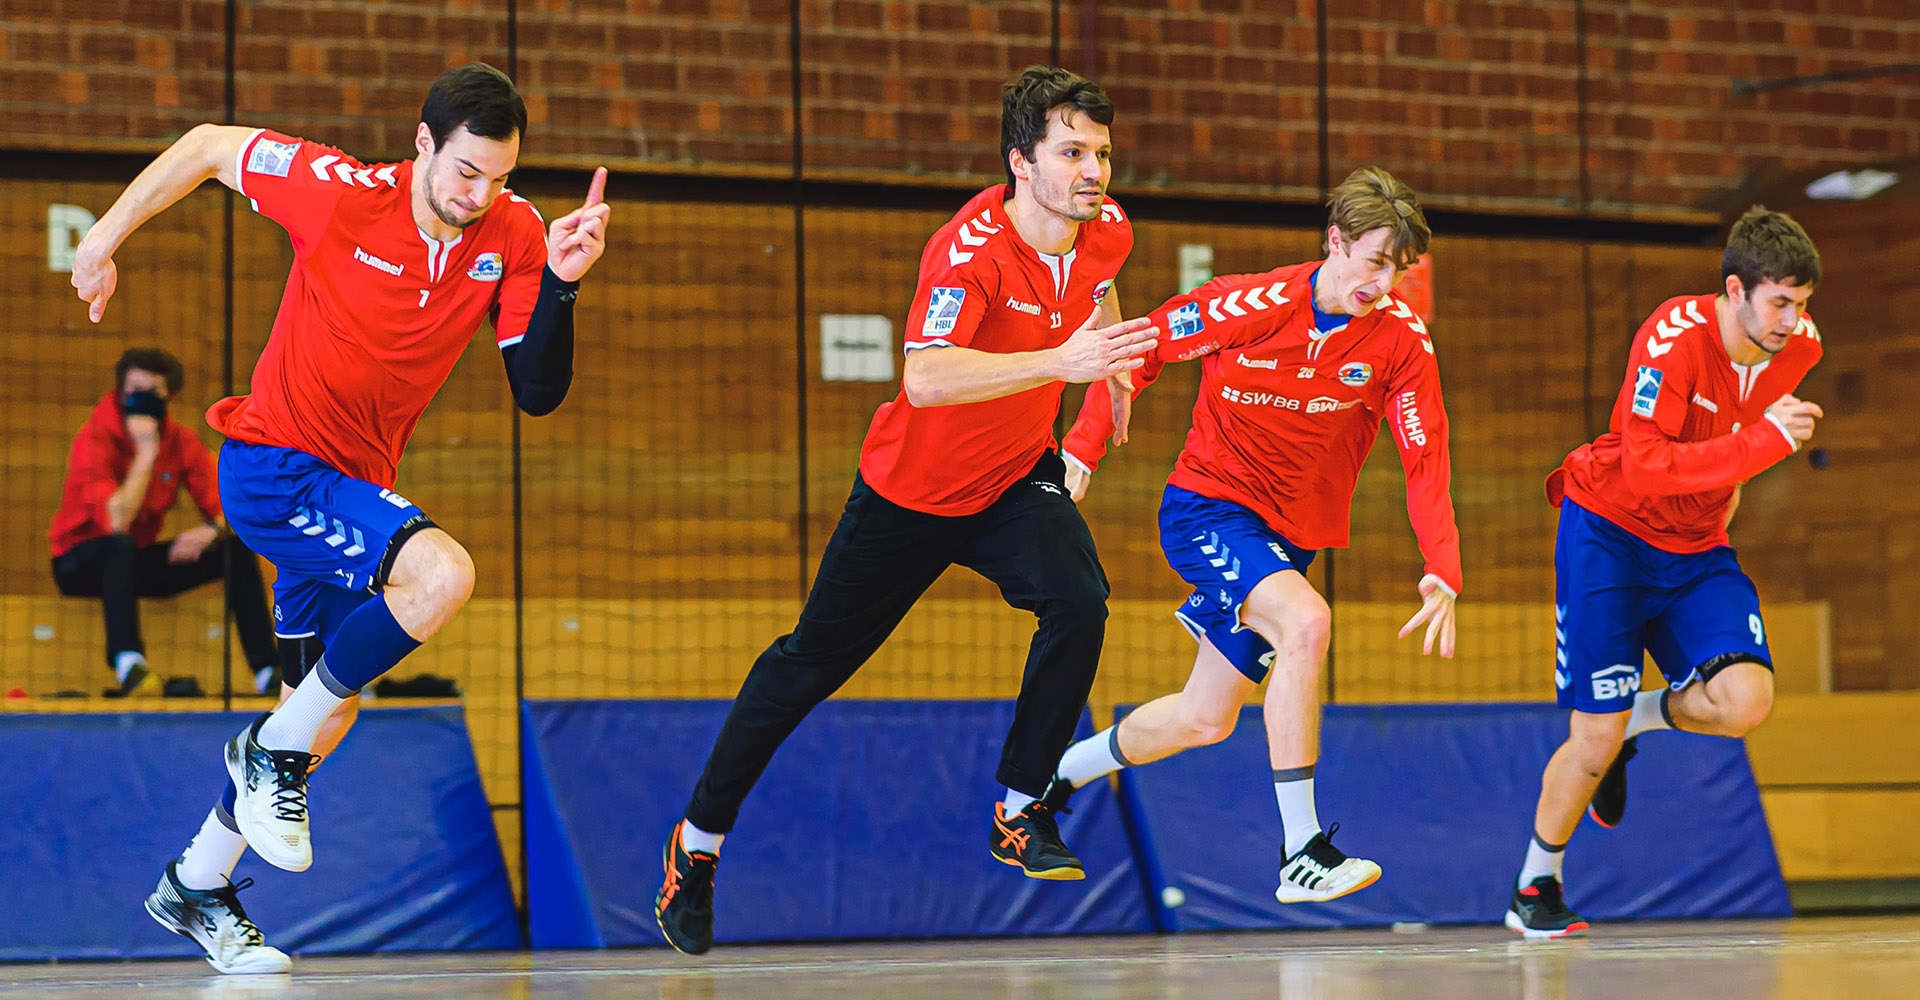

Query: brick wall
[[4, 1, 1918, 216]]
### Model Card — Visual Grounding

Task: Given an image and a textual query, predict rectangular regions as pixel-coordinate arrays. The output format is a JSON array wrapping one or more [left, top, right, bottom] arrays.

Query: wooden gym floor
[[5, 914, 1918, 999]]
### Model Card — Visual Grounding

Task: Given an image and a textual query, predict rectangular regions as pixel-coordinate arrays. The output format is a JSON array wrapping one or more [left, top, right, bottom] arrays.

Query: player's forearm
[[901, 346, 1064, 407], [1062, 382, 1115, 472], [83, 124, 246, 255], [1621, 423, 1792, 496], [105, 454, 157, 533]]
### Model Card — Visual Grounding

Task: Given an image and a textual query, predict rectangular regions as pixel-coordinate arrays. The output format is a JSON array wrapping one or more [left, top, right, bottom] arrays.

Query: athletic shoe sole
[[1587, 803, 1619, 829], [1505, 909, 1590, 940], [990, 851, 1086, 881]]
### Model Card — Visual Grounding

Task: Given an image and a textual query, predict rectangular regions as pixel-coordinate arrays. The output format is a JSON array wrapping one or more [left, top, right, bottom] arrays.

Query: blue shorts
[[219, 440, 427, 644], [1159, 485, 1317, 683], [1555, 499, 1772, 714]]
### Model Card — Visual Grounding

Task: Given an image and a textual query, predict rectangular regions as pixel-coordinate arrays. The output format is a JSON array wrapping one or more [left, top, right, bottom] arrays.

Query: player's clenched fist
[[1051, 307, 1157, 383], [549, 166, 611, 282], [1764, 393, 1822, 445], [71, 237, 119, 324]]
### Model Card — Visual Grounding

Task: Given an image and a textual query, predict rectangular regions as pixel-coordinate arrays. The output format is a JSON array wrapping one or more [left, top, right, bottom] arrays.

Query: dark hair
[[1325, 166, 1431, 268], [1724, 205, 1821, 292], [420, 62, 528, 150], [115, 347, 184, 394], [1000, 66, 1114, 191]]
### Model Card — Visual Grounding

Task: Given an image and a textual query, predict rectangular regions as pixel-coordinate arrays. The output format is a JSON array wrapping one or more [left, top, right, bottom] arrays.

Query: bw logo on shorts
[[1591, 663, 1642, 702]]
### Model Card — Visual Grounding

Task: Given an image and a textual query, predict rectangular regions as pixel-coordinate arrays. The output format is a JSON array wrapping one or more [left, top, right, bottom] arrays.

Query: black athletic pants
[[685, 451, 1110, 833], [51, 533, 278, 674]]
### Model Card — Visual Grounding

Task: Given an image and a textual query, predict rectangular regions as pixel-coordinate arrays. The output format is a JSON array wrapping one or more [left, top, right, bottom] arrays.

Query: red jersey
[[207, 129, 548, 488], [50, 393, 222, 558], [1550, 293, 1822, 553], [858, 185, 1134, 515], [1064, 263, 1463, 594]]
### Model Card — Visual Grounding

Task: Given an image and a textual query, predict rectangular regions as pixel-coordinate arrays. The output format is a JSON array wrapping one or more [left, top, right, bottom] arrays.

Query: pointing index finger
[[584, 166, 608, 208]]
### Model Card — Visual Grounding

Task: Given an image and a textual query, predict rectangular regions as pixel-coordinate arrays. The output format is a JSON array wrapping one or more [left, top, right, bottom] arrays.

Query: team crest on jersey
[[1632, 366, 1663, 418], [1168, 301, 1205, 341], [1337, 362, 1373, 387], [466, 252, 504, 282], [925, 287, 966, 339], [1092, 279, 1115, 304], [246, 139, 298, 178]]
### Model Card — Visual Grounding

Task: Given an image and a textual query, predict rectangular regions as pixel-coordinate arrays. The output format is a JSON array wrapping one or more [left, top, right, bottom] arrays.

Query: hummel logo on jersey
[[467, 252, 503, 282], [353, 246, 403, 277], [1632, 366, 1663, 418], [1236, 353, 1277, 369], [1692, 393, 1719, 413], [1004, 298, 1042, 316]]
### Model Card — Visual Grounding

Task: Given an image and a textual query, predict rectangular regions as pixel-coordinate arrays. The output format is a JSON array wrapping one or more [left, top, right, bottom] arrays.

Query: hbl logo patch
[[925, 287, 966, 339], [1632, 366, 1663, 418], [1168, 301, 1205, 341]]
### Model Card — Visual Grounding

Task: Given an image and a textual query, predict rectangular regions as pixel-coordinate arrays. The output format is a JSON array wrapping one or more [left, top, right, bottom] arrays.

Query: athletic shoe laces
[[206, 878, 268, 947], [1297, 821, 1351, 872], [264, 748, 320, 821]]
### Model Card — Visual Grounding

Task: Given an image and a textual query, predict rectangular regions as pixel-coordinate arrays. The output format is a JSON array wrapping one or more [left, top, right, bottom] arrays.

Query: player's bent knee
[[1175, 703, 1237, 746], [1567, 711, 1628, 773], [390, 528, 476, 611], [1244, 593, 1330, 654], [1044, 587, 1110, 629], [1702, 659, 1774, 734]]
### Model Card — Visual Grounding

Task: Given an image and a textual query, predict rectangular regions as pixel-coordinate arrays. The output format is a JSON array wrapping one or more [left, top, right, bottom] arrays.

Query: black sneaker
[[1588, 737, 1638, 829], [105, 663, 162, 699], [145, 860, 291, 974], [655, 822, 717, 955], [1505, 874, 1590, 940], [225, 712, 318, 872], [990, 783, 1084, 881]]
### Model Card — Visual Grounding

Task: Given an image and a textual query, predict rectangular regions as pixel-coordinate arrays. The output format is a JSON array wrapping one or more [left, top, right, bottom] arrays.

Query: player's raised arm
[[498, 168, 612, 416], [71, 124, 259, 323]]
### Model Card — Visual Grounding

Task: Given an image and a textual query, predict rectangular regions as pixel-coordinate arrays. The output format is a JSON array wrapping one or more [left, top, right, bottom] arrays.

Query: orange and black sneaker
[[1505, 875, 1590, 940], [655, 822, 717, 955], [989, 781, 1084, 880]]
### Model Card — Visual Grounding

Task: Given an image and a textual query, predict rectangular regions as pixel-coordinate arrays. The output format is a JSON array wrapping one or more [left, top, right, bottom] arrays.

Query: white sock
[[1625, 689, 1674, 739], [114, 650, 146, 684], [1056, 724, 1133, 788], [177, 809, 248, 890], [680, 820, 724, 856], [1273, 767, 1321, 856], [1518, 832, 1567, 888], [1003, 788, 1037, 816], [257, 670, 348, 751]]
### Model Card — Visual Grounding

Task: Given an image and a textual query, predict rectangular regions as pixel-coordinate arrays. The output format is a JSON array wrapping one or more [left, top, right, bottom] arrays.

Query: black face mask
[[123, 390, 168, 419]]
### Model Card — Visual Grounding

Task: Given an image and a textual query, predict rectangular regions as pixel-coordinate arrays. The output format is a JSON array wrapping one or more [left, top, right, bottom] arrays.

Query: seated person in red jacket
[[49, 348, 278, 696]]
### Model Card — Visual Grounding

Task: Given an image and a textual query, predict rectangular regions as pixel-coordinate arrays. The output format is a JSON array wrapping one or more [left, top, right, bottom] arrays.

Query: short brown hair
[[1325, 166, 1430, 268], [1000, 66, 1114, 192], [1724, 205, 1820, 292], [115, 347, 184, 394]]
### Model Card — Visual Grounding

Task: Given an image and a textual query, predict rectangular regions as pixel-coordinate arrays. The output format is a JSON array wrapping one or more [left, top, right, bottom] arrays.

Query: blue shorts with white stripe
[[218, 440, 423, 643]]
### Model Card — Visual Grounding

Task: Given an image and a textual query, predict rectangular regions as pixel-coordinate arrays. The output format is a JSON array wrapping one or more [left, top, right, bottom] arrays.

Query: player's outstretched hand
[[1052, 308, 1156, 384], [1397, 574, 1457, 658], [548, 167, 611, 282], [71, 236, 119, 324], [1764, 394, 1823, 445]]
